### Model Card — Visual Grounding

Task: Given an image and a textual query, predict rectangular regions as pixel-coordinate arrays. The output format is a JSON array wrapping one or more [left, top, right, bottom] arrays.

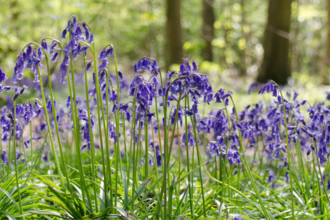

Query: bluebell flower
[[0, 68, 7, 83], [61, 29, 67, 39], [156, 153, 162, 167], [118, 71, 124, 79], [89, 33, 94, 43], [106, 47, 114, 57], [51, 52, 58, 62], [192, 61, 199, 71], [1, 150, 8, 165], [16, 151, 22, 160], [41, 41, 48, 51], [207, 141, 220, 156], [182, 131, 196, 146], [98, 49, 108, 60], [59, 55, 70, 83], [13, 55, 25, 83], [13, 85, 27, 100], [178, 63, 188, 75], [258, 82, 277, 97], [81, 143, 91, 151], [49, 42, 57, 54], [82, 23, 90, 39], [98, 59, 108, 71], [151, 60, 160, 75], [26, 45, 32, 57], [85, 61, 92, 71]]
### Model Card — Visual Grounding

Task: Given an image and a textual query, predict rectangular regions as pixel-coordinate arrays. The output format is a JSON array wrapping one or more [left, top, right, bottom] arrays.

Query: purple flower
[[59, 55, 70, 83], [61, 29, 67, 39], [182, 131, 196, 146], [13, 85, 27, 100], [192, 61, 199, 71], [41, 41, 48, 51], [51, 52, 59, 62], [89, 33, 94, 43], [1, 150, 8, 165], [0, 68, 7, 83], [85, 61, 92, 71], [118, 71, 124, 79]]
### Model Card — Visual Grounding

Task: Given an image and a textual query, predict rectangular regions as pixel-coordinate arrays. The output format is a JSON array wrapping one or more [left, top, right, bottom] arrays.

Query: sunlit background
[[1, 0, 330, 109]]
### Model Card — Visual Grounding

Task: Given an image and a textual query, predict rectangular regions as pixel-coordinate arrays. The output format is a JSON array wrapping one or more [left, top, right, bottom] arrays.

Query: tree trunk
[[322, 0, 330, 84], [257, 0, 292, 85], [240, 0, 247, 75], [165, 0, 183, 70], [10, 0, 19, 35], [201, 0, 215, 62]]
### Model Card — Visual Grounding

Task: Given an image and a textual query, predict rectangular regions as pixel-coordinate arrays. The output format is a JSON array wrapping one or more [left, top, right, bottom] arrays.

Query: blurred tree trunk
[[257, 0, 292, 85], [165, 0, 183, 70], [10, 0, 19, 35], [322, 0, 330, 83], [201, 0, 215, 62], [290, 0, 301, 74], [220, 0, 236, 74], [240, 0, 247, 75]]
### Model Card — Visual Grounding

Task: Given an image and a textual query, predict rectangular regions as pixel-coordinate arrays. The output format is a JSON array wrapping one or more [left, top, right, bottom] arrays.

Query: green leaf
[[0, 211, 16, 220], [0, 187, 19, 212]]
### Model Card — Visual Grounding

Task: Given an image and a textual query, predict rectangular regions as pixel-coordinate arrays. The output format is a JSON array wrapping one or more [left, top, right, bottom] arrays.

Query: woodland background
[[0, 0, 329, 86]]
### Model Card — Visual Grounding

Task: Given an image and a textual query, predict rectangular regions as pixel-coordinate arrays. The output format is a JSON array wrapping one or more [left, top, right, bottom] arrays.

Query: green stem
[[84, 55, 98, 213], [69, 48, 92, 210], [186, 99, 206, 218], [145, 108, 149, 179], [92, 43, 110, 208], [104, 69, 114, 206], [36, 63, 66, 190], [184, 96, 194, 217], [12, 100, 22, 214], [312, 150, 323, 217], [229, 95, 271, 220], [41, 46, 73, 195], [157, 77, 186, 219], [112, 47, 121, 207], [277, 86, 295, 220], [30, 121, 33, 161], [121, 112, 130, 190]]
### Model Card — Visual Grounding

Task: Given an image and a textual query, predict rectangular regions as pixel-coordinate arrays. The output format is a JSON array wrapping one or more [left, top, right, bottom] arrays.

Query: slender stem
[[104, 68, 114, 205], [36, 63, 66, 190], [145, 108, 149, 179], [112, 47, 121, 206], [312, 150, 323, 217], [151, 118, 160, 191], [84, 55, 98, 213], [121, 112, 130, 189], [8, 126, 11, 169], [176, 118, 181, 215], [30, 121, 33, 161], [154, 96, 164, 172], [277, 86, 295, 220], [229, 96, 271, 220], [159, 77, 186, 219], [12, 100, 22, 214], [184, 95, 194, 217], [133, 110, 142, 202], [166, 93, 183, 169], [69, 48, 92, 210], [314, 140, 330, 205], [42, 47, 73, 194], [92, 49, 109, 208], [186, 99, 206, 218], [129, 88, 140, 208]]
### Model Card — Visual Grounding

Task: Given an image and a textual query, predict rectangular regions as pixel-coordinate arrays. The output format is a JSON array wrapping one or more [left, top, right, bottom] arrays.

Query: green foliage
[[1, 0, 328, 79]]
